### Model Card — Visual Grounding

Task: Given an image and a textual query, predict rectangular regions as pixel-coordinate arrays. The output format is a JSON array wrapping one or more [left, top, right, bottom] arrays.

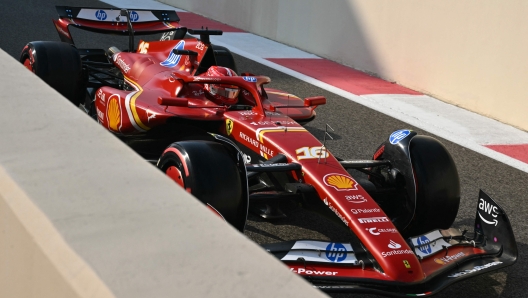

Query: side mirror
[[304, 96, 326, 107]]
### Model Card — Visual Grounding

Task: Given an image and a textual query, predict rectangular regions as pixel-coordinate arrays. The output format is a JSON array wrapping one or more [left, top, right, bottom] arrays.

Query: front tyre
[[371, 131, 460, 237], [157, 140, 248, 232]]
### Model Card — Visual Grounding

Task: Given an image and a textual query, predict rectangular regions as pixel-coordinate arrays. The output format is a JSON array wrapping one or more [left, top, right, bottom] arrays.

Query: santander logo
[[388, 240, 401, 249]]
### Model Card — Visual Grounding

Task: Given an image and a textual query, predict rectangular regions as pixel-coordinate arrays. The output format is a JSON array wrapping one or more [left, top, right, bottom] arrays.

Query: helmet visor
[[211, 85, 240, 99]]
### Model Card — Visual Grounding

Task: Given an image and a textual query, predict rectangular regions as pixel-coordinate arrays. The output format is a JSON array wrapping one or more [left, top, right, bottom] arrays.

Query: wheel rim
[[22, 58, 33, 72], [165, 165, 185, 188]]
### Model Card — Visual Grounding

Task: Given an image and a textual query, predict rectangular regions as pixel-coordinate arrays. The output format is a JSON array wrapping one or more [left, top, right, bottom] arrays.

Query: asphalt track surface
[[1, 1, 527, 297]]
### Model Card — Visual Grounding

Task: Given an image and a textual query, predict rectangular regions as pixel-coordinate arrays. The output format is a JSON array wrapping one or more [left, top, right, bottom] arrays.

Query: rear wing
[[53, 6, 183, 46]]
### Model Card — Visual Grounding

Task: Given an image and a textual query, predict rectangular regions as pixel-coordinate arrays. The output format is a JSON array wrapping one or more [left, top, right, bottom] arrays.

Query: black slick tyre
[[157, 140, 248, 232], [20, 41, 84, 106]]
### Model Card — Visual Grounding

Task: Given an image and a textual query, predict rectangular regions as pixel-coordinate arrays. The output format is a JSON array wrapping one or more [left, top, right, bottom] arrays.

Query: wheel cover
[[165, 165, 185, 188], [23, 58, 33, 72]]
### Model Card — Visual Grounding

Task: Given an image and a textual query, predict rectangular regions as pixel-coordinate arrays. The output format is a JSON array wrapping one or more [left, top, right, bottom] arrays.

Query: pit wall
[[0, 48, 325, 298], [161, 0, 528, 132]]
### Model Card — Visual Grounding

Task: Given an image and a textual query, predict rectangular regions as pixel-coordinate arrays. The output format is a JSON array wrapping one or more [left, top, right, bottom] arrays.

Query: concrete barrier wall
[[161, 0, 528, 132], [0, 49, 325, 297]]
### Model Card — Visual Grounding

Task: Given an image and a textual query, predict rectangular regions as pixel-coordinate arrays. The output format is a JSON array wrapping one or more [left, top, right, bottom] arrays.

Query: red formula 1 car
[[21, 6, 517, 297]]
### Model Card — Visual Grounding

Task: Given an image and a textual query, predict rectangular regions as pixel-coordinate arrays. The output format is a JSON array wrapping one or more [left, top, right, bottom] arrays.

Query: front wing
[[262, 190, 517, 297]]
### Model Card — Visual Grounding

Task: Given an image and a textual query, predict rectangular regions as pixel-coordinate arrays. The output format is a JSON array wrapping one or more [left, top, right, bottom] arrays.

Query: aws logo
[[478, 197, 499, 226]]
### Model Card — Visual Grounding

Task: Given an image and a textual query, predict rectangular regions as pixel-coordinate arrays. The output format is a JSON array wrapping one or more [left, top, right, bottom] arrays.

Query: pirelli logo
[[358, 217, 389, 224]]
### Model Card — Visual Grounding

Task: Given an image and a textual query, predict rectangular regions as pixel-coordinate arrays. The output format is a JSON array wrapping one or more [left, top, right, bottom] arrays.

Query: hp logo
[[95, 10, 107, 21], [129, 11, 139, 22], [417, 235, 432, 254], [325, 243, 347, 262]]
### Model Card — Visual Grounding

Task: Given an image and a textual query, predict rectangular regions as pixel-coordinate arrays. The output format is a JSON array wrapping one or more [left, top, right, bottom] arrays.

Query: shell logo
[[323, 174, 358, 191], [107, 94, 121, 131], [434, 258, 446, 265]]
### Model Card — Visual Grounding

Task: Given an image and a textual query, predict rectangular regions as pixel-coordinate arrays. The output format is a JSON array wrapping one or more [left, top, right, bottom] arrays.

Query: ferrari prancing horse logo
[[226, 119, 234, 136]]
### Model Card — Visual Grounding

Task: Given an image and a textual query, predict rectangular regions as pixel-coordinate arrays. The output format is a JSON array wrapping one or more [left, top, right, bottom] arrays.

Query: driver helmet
[[202, 66, 240, 105]]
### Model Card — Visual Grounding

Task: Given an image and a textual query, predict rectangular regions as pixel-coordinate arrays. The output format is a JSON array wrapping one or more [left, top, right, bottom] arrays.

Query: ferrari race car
[[20, 6, 517, 297]]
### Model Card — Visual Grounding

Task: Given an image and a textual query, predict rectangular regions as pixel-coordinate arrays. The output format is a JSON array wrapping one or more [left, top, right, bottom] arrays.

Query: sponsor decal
[[95, 9, 107, 20], [107, 94, 121, 131], [265, 111, 281, 116], [329, 204, 349, 226], [366, 227, 398, 235], [259, 144, 274, 157], [160, 31, 174, 41], [239, 132, 274, 156], [410, 230, 452, 258], [325, 243, 347, 262], [251, 163, 289, 168], [240, 132, 275, 157], [389, 129, 411, 145], [129, 11, 139, 22], [192, 90, 204, 97], [358, 217, 389, 224], [138, 41, 149, 54], [345, 194, 366, 203], [239, 132, 259, 147], [388, 240, 402, 249], [250, 121, 297, 126], [160, 40, 185, 68], [238, 111, 257, 116], [434, 252, 466, 265], [195, 42, 205, 51], [226, 119, 234, 136], [281, 241, 357, 264], [417, 235, 432, 254], [96, 107, 104, 120], [403, 260, 411, 269], [243, 76, 257, 82], [323, 173, 358, 191], [448, 261, 503, 278], [97, 88, 106, 104], [290, 268, 338, 276], [478, 197, 499, 226], [114, 54, 131, 73], [193, 77, 221, 82], [296, 146, 329, 160], [381, 249, 413, 258], [351, 208, 380, 214]]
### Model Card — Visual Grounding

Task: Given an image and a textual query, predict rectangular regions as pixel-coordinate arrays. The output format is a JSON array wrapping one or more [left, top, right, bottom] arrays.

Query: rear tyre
[[157, 140, 248, 232], [20, 41, 84, 106]]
